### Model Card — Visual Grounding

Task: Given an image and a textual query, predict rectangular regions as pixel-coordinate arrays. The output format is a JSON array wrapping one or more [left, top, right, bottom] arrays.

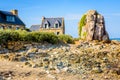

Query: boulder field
[[0, 40, 120, 80]]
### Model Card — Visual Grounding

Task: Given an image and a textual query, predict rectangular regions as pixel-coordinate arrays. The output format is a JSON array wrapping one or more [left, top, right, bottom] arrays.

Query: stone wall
[[39, 28, 64, 35], [0, 23, 25, 30]]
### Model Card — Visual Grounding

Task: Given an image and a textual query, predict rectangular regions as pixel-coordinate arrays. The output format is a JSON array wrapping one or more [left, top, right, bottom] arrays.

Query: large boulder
[[80, 10, 109, 41]]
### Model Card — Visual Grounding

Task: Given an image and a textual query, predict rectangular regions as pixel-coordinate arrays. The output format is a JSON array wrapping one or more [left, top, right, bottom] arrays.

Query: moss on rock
[[78, 14, 86, 38]]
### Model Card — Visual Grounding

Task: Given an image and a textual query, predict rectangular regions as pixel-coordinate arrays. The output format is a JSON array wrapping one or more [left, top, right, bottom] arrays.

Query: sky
[[0, 0, 120, 38]]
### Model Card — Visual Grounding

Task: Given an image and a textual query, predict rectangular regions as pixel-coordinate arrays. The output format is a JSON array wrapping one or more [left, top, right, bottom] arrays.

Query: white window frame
[[16, 26, 19, 30], [54, 23, 59, 28], [44, 24, 49, 29], [6, 16, 15, 22]]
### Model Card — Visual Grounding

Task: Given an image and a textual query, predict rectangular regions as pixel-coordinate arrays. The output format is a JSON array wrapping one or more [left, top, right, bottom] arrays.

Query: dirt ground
[[0, 60, 119, 80], [0, 60, 80, 80]]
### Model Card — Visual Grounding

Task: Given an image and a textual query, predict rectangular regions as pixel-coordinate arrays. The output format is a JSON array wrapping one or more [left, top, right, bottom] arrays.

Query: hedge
[[0, 30, 74, 44], [58, 34, 74, 44]]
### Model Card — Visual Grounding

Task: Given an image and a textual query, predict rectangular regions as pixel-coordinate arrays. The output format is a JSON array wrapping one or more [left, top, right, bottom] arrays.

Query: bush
[[31, 32, 58, 44], [58, 34, 74, 44], [73, 38, 80, 41], [0, 30, 20, 44], [78, 14, 86, 37], [16, 30, 28, 41], [0, 30, 59, 44], [0, 30, 74, 44]]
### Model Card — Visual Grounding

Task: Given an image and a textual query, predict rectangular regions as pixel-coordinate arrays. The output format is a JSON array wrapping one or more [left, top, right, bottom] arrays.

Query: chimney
[[42, 16, 45, 21], [10, 9, 18, 16]]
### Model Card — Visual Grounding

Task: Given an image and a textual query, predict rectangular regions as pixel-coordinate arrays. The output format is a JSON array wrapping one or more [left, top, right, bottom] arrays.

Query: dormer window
[[44, 20, 49, 29], [6, 16, 15, 22], [54, 20, 59, 28], [45, 24, 48, 29], [55, 24, 59, 28]]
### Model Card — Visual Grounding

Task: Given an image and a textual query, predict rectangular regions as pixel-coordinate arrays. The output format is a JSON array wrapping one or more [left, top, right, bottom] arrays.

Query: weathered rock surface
[[0, 41, 120, 79], [81, 10, 109, 41]]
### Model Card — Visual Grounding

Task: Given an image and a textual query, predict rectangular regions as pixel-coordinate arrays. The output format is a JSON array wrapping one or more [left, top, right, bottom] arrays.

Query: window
[[45, 24, 47, 28], [8, 26, 12, 29], [16, 27, 19, 30], [45, 24, 49, 29], [6, 16, 15, 22], [55, 24, 59, 28], [54, 20, 59, 28]]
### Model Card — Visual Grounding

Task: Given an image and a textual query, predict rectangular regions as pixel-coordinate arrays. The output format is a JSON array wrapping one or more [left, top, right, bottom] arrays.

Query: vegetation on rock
[[78, 14, 86, 38]]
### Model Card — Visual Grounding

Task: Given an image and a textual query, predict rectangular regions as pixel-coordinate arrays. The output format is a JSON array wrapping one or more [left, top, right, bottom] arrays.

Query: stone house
[[30, 17, 65, 35], [0, 9, 25, 30], [30, 25, 41, 31]]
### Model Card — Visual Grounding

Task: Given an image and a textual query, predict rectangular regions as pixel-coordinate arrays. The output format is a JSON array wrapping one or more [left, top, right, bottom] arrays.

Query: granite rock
[[81, 10, 109, 41]]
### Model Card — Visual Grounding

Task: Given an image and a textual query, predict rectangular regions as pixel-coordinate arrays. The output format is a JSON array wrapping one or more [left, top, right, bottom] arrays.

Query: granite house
[[30, 17, 65, 35], [0, 9, 25, 30]]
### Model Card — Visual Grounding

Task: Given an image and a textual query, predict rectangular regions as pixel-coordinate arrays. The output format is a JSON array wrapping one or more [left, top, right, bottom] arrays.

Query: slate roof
[[30, 25, 41, 31], [0, 10, 25, 26], [41, 17, 62, 28]]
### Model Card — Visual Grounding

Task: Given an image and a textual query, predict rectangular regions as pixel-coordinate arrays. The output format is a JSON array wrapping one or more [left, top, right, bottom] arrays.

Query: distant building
[[0, 9, 25, 30], [30, 25, 41, 31], [30, 17, 65, 35]]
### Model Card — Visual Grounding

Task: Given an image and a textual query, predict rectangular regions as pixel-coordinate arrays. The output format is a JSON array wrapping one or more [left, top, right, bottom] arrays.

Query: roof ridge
[[0, 10, 12, 13]]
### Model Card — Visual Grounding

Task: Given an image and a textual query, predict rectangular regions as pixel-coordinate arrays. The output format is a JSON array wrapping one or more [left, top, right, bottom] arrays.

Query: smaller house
[[30, 25, 41, 31], [0, 9, 25, 30], [30, 17, 65, 35]]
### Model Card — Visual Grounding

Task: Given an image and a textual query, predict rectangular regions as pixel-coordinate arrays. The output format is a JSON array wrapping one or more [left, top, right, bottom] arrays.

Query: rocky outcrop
[[80, 10, 109, 41]]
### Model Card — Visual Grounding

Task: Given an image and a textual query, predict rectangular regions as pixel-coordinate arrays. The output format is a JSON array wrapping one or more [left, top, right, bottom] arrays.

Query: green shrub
[[78, 14, 86, 38], [9, 31, 20, 41], [73, 38, 80, 41], [58, 34, 74, 44], [0, 30, 74, 44], [41, 32, 58, 44], [30, 32, 59, 44], [16, 30, 28, 41], [0, 30, 20, 44]]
